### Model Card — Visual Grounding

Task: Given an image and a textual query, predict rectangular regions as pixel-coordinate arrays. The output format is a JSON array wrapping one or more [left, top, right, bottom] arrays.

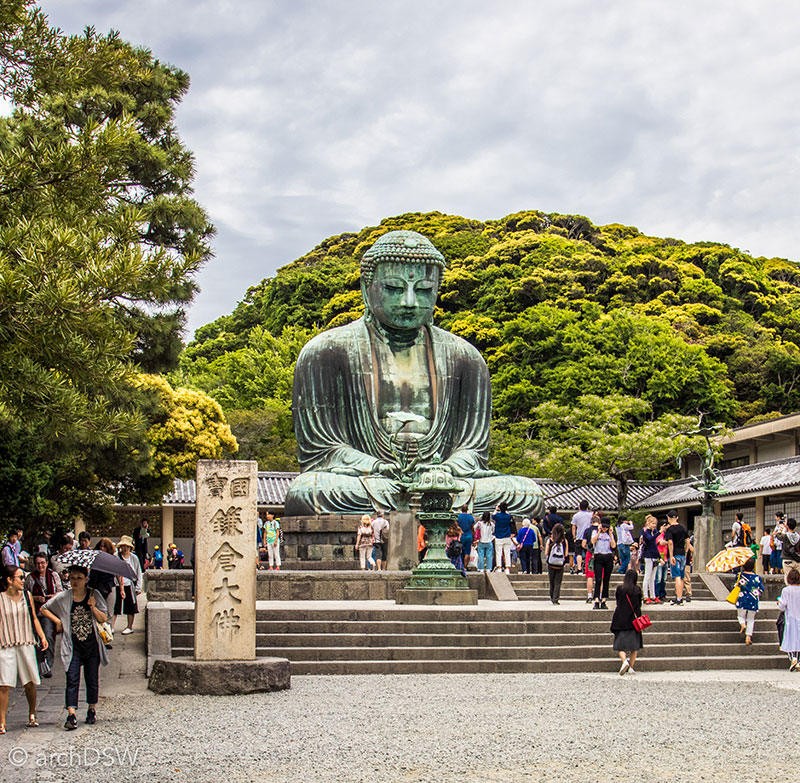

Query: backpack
[[785, 534, 800, 562], [740, 524, 753, 548], [446, 540, 463, 559], [547, 541, 565, 567]]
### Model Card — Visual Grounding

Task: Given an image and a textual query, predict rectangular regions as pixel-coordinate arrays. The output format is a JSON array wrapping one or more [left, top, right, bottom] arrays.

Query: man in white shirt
[[759, 528, 773, 574], [371, 511, 389, 571], [616, 517, 635, 573], [571, 500, 593, 573]]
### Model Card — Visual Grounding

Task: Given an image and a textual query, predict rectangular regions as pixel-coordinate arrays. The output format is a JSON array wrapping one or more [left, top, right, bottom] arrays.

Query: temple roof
[[630, 455, 800, 509], [158, 457, 800, 512]]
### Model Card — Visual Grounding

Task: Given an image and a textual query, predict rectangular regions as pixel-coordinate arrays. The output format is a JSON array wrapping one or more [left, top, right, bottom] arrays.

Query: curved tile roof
[[632, 455, 800, 509], [163, 472, 296, 507]]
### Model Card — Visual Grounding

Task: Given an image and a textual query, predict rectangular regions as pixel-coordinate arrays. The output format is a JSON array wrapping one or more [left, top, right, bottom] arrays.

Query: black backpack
[[785, 535, 800, 562], [446, 540, 463, 559]]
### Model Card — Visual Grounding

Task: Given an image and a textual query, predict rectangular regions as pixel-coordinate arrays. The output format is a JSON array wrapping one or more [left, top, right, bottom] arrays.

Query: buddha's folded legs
[[285, 471, 544, 517]]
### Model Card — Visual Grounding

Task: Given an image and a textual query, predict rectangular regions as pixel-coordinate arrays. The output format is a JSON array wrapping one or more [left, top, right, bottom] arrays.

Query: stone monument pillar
[[148, 459, 290, 695], [194, 459, 258, 661]]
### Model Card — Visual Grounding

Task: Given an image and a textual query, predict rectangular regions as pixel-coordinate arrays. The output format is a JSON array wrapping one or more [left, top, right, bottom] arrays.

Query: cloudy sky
[[37, 1, 800, 338]]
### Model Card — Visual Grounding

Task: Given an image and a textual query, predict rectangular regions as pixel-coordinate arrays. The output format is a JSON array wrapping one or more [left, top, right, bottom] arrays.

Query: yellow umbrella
[[705, 547, 755, 572]]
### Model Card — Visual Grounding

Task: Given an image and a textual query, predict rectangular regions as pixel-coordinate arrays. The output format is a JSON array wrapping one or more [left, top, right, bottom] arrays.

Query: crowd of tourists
[[0, 526, 147, 734]]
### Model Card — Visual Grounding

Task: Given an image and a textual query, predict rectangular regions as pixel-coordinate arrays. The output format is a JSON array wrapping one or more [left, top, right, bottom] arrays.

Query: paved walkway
[[2, 596, 798, 783], [2, 607, 147, 782]]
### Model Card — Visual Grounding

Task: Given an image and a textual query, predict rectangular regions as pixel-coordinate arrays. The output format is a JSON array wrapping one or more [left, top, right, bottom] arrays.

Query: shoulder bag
[[626, 594, 651, 631]]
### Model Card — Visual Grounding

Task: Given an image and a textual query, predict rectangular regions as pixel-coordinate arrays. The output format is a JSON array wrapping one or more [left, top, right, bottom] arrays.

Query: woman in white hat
[[112, 536, 142, 635]]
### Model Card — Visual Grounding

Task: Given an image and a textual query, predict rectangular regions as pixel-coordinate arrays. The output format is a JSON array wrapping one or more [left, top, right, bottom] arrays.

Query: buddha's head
[[361, 230, 446, 333]]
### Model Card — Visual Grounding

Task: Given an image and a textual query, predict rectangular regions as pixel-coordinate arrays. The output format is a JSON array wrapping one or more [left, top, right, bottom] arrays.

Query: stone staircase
[[167, 604, 785, 674], [509, 572, 717, 602]]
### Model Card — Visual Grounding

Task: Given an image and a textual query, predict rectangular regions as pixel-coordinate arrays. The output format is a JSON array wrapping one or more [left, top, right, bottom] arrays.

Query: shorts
[[114, 584, 139, 616], [460, 534, 474, 559], [670, 555, 686, 579], [372, 542, 385, 560], [0, 643, 40, 687]]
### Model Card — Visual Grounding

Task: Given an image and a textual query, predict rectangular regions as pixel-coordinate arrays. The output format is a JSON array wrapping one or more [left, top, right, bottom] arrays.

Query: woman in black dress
[[610, 569, 643, 675]]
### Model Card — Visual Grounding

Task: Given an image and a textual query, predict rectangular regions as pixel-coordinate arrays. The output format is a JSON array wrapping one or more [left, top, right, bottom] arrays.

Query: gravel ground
[[7, 672, 797, 783]]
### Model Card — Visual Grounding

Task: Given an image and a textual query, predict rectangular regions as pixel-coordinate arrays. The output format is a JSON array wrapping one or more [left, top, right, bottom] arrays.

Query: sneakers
[[684, 595, 692, 603], [653, 598, 662, 604], [600, 602, 608, 610], [644, 598, 653, 605], [65, 713, 77, 731], [790, 658, 799, 671], [121, 628, 133, 635], [619, 659, 630, 675], [628, 668, 636, 675], [86, 708, 96, 725], [585, 596, 593, 604], [593, 602, 601, 610], [552, 600, 560, 605], [670, 598, 684, 606]]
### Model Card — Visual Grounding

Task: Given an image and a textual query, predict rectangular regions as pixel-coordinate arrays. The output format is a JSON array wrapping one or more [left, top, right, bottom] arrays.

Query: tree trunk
[[615, 477, 629, 514]]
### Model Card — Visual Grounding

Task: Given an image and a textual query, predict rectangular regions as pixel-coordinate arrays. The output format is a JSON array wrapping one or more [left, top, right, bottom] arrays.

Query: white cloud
[[34, 0, 800, 334]]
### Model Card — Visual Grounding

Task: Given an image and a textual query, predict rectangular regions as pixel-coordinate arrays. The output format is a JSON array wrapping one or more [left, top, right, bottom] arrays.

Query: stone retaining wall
[[146, 569, 489, 602], [280, 514, 363, 563]]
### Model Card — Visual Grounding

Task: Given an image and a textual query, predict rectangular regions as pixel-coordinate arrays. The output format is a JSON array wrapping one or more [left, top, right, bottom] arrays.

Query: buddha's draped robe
[[285, 318, 543, 515]]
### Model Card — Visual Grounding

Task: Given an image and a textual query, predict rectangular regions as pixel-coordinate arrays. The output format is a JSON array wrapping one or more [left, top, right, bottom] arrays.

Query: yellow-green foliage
[[136, 374, 237, 480]]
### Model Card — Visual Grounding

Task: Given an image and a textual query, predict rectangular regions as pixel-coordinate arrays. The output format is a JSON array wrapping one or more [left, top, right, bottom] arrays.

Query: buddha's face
[[365, 261, 439, 332]]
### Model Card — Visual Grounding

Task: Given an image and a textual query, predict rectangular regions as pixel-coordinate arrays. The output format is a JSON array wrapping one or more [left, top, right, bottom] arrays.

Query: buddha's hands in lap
[[373, 461, 404, 480]]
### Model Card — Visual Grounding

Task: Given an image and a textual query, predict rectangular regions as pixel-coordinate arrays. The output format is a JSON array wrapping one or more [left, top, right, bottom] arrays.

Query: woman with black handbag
[[610, 569, 644, 675]]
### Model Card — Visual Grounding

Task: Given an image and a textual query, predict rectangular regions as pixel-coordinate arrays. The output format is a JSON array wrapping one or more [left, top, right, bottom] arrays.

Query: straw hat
[[117, 535, 135, 549]]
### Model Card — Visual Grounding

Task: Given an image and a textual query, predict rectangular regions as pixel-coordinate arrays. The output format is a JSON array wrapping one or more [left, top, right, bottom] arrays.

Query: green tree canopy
[[181, 210, 800, 490], [0, 2, 213, 533]]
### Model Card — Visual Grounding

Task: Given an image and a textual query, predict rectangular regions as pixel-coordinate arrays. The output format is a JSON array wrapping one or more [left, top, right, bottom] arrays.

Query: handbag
[[626, 594, 652, 631], [725, 584, 741, 605], [99, 621, 114, 645]]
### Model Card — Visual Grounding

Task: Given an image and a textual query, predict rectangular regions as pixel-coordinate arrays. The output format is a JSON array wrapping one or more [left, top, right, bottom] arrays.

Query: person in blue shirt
[[543, 507, 563, 537], [492, 503, 515, 573], [456, 506, 475, 571], [735, 557, 765, 645]]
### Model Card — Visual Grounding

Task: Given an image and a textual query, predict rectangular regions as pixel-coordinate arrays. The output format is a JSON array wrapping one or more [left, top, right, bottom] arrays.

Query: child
[[735, 557, 765, 645], [777, 568, 800, 670], [152, 545, 163, 569], [629, 542, 640, 575]]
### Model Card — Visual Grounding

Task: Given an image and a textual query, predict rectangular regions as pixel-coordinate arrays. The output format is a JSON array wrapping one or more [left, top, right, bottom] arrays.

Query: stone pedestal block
[[387, 510, 418, 571], [148, 658, 290, 695], [395, 588, 478, 605], [694, 514, 722, 576]]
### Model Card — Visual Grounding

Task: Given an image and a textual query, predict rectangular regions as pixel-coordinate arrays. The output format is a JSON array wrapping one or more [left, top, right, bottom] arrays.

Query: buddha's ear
[[360, 276, 372, 323]]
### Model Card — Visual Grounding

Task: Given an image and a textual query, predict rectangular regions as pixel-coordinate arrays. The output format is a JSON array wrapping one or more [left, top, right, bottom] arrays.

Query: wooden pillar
[[749, 443, 758, 465], [755, 496, 765, 574], [73, 517, 86, 536], [161, 506, 174, 568]]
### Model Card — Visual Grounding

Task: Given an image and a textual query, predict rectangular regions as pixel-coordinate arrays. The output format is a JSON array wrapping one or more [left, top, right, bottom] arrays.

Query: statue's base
[[148, 658, 290, 695], [395, 588, 478, 605]]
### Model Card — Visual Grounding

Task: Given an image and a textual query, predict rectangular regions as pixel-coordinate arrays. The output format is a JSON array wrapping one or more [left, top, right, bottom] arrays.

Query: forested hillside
[[176, 210, 800, 487]]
